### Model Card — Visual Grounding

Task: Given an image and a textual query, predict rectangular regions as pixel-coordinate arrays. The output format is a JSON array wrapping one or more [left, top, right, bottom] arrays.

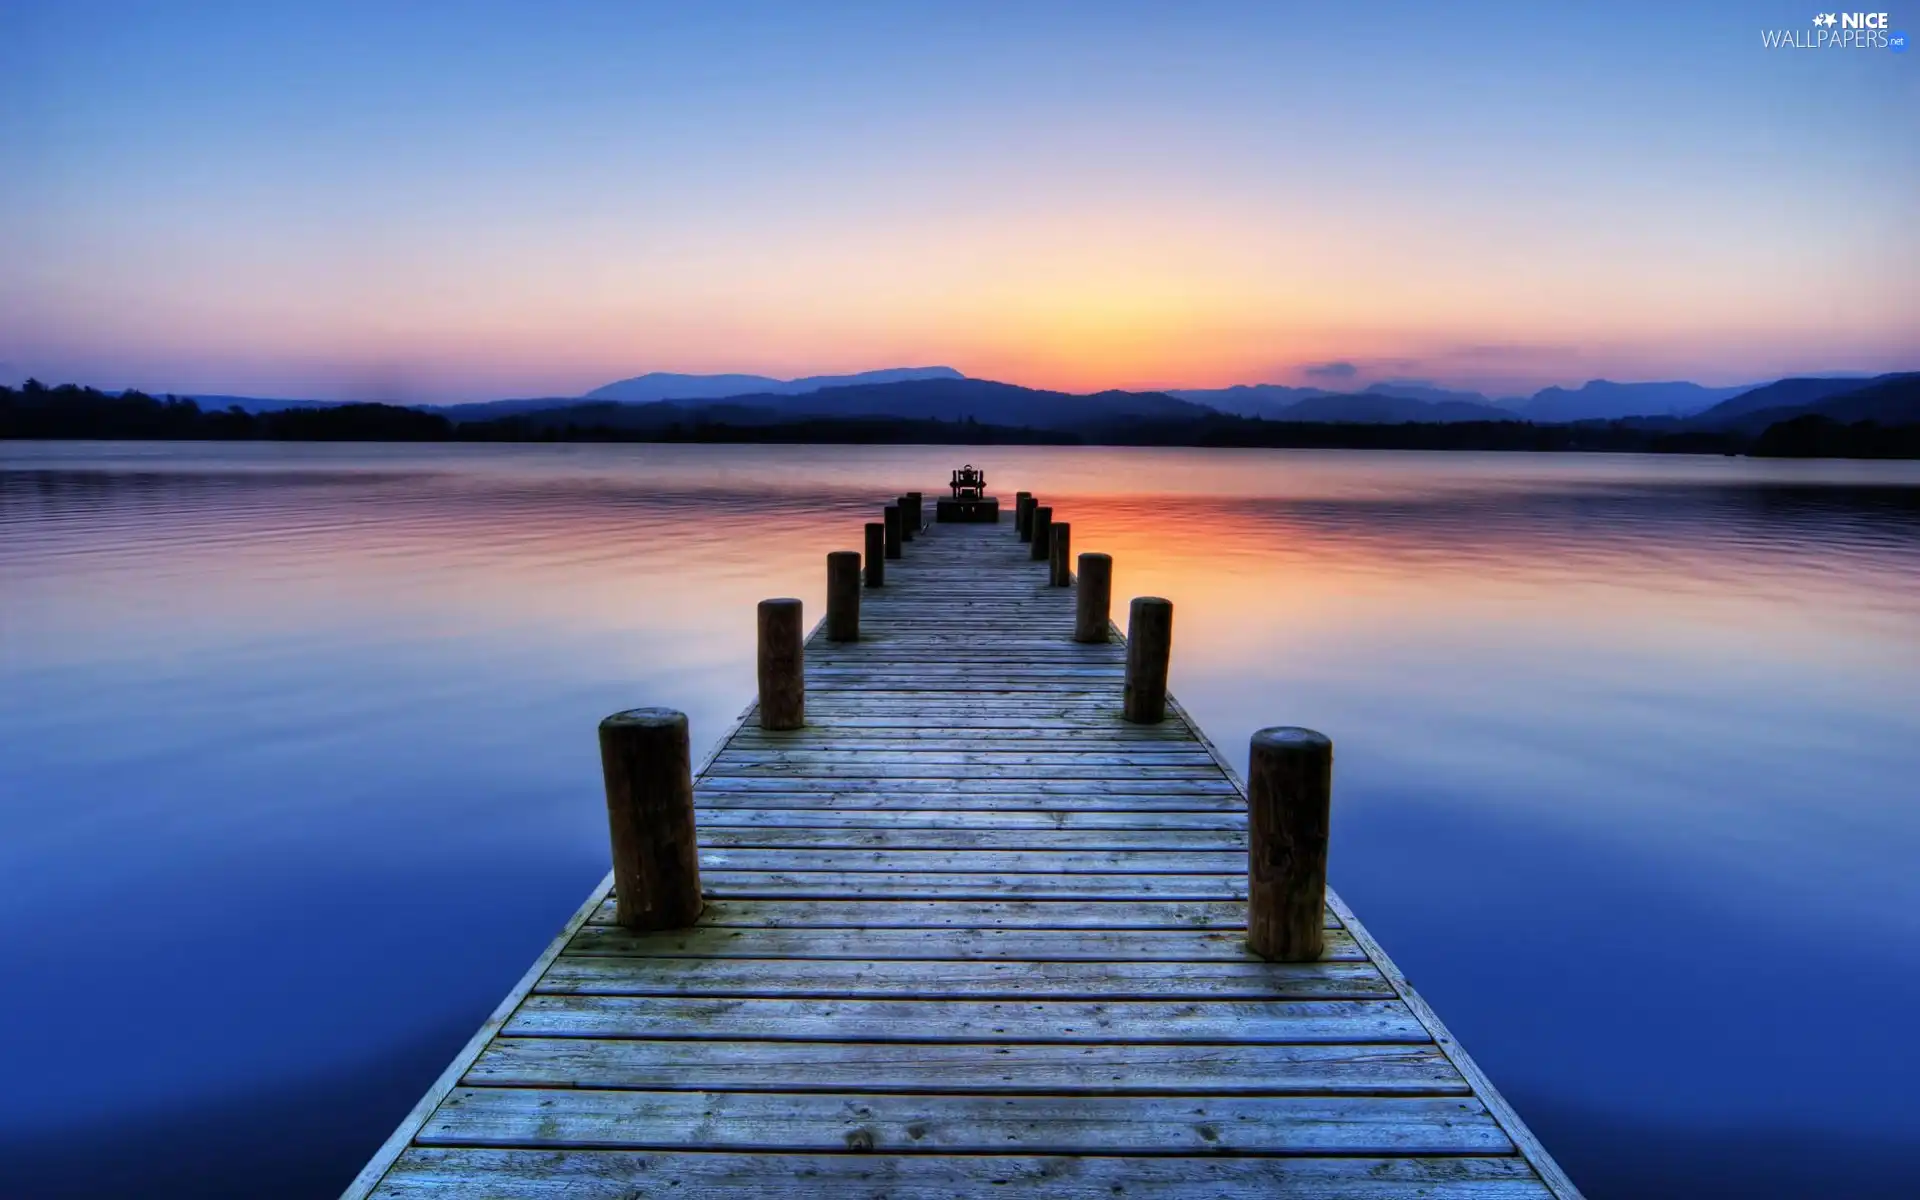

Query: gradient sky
[[3, 1, 1916, 401]]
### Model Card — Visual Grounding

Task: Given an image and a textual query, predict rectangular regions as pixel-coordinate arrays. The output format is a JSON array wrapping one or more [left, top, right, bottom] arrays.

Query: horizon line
[[10, 364, 1918, 409]]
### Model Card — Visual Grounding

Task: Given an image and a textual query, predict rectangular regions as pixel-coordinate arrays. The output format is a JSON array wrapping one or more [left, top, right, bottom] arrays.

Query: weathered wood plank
[[703, 764, 1234, 780], [715, 750, 1221, 767], [535, 956, 1391, 1000], [418, 1088, 1511, 1155], [729, 729, 1197, 742], [693, 807, 1249, 830], [562, 924, 1365, 961], [591, 896, 1304, 929], [697, 827, 1248, 851], [695, 790, 1245, 811], [466, 1038, 1462, 1093], [695, 776, 1240, 794], [699, 871, 1247, 899], [696, 848, 1246, 874], [725, 740, 1214, 756], [504, 995, 1429, 1043], [377, 1148, 1556, 1198]]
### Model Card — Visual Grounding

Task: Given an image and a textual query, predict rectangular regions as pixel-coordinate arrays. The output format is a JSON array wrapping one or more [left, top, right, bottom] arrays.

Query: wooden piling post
[[906, 492, 923, 532], [597, 708, 703, 930], [883, 505, 903, 559], [1123, 596, 1172, 723], [1029, 506, 1052, 561], [864, 522, 885, 587], [897, 496, 915, 543], [1246, 728, 1333, 962], [1075, 552, 1112, 642], [757, 597, 804, 730], [1049, 521, 1072, 586], [1017, 494, 1035, 542], [826, 551, 861, 641]]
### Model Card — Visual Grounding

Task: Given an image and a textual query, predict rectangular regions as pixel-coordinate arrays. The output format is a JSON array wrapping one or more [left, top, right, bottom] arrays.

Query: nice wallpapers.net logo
[[1762, 11, 1908, 49]]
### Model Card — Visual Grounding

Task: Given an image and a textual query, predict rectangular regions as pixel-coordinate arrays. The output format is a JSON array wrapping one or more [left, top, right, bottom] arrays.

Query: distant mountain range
[[1170, 383, 1518, 423], [474, 378, 1210, 434], [91, 364, 1915, 434], [12, 370, 1917, 456], [417, 370, 1920, 440], [1513, 380, 1760, 422], [584, 366, 964, 403]]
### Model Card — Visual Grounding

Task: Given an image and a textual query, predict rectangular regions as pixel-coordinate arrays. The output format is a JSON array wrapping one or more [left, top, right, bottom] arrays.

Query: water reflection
[[2, 443, 1917, 1198]]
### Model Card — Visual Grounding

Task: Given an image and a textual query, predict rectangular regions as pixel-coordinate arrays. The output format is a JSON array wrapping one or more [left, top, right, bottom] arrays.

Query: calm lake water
[[2, 442, 1918, 1197]]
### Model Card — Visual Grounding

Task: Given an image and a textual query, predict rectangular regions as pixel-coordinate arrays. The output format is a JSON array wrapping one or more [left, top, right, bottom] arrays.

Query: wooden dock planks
[[346, 511, 1580, 1199]]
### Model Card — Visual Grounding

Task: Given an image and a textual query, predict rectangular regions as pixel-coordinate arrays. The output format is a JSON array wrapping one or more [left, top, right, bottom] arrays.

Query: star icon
[[1814, 12, 1837, 26]]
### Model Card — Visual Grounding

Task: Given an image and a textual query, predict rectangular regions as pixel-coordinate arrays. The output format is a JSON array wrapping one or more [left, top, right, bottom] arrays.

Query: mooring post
[[757, 597, 804, 729], [826, 551, 861, 641], [1049, 521, 1072, 586], [1017, 494, 1035, 541], [1029, 506, 1053, 562], [1246, 728, 1333, 962], [897, 495, 915, 543], [863, 522, 885, 587], [1123, 596, 1172, 723], [883, 504, 903, 559], [597, 708, 704, 930], [906, 491, 923, 532], [1075, 552, 1112, 642]]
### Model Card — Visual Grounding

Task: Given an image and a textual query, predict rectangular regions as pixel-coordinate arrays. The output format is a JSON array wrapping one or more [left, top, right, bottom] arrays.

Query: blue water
[[2, 442, 1917, 1197]]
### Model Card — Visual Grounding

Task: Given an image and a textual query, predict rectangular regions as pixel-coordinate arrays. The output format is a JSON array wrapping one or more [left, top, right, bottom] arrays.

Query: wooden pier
[[345, 486, 1581, 1199]]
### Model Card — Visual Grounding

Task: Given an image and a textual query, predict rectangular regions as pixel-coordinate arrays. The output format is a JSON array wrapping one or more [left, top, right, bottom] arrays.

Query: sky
[[2, 1, 1916, 402]]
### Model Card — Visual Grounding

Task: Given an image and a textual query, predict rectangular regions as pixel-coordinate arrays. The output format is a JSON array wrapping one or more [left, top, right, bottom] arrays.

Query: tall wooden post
[[897, 495, 915, 542], [1029, 506, 1052, 561], [883, 505, 903, 559], [757, 597, 804, 730], [826, 551, 861, 641], [906, 492, 923, 532], [1075, 552, 1112, 642], [1123, 597, 1172, 723], [1017, 495, 1035, 542], [597, 708, 703, 930], [864, 522, 885, 587], [1049, 521, 1072, 587], [1246, 728, 1333, 962]]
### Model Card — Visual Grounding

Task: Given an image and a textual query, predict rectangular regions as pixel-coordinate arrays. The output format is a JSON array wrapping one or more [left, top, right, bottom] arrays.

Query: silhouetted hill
[[687, 377, 1213, 430], [470, 399, 794, 432], [1690, 374, 1913, 428], [1362, 382, 1506, 407], [1803, 374, 1920, 423], [1518, 380, 1754, 422], [1169, 383, 1511, 422], [1278, 392, 1517, 424], [1723, 373, 1920, 431], [432, 396, 593, 420], [464, 379, 1206, 432], [1169, 384, 1336, 417], [583, 366, 964, 403]]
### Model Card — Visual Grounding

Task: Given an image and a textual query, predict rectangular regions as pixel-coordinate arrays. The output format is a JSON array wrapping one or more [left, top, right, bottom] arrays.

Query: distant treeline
[[0, 383, 1074, 445], [5, 380, 1918, 458]]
